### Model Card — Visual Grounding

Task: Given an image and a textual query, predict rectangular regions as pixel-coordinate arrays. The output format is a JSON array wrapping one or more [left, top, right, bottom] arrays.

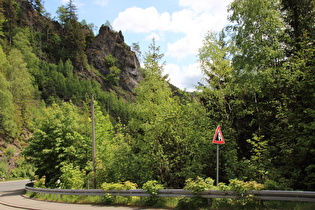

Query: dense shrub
[[141, 180, 165, 207], [100, 181, 137, 205]]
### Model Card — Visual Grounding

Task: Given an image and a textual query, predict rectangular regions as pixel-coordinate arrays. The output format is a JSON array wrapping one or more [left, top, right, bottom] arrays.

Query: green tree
[[198, 31, 242, 182], [129, 39, 174, 185], [128, 40, 212, 187], [56, 0, 78, 25], [282, 0, 315, 53], [277, 0, 315, 189], [228, 0, 285, 72], [24, 102, 90, 187], [0, 1, 5, 37], [199, 0, 315, 189], [227, 0, 287, 154], [104, 20, 112, 29], [2, 0, 18, 44], [5, 48, 35, 135], [0, 46, 16, 137], [62, 19, 87, 70], [132, 42, 141, 61], [57, 0, 87, 70], [12, 28, 41, 84]]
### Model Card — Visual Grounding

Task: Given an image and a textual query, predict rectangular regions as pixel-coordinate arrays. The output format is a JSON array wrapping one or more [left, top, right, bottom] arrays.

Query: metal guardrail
[[25, 184, 315, 202]]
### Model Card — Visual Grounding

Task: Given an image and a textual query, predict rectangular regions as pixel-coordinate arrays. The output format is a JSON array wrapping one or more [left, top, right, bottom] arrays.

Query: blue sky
[[43, 0, 233, 91]]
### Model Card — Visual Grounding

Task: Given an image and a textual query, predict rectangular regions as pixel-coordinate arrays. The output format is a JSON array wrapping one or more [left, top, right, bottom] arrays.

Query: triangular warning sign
[[212, 125, 225, 144]]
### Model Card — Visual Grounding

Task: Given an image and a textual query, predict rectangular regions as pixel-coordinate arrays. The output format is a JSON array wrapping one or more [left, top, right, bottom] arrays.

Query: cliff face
[[11, 0, 143, 97], [87, 25, 143, 93]]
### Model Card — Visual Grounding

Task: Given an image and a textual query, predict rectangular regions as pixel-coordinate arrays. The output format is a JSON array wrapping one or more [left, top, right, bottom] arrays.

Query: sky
[[43, 0, 233, 91]]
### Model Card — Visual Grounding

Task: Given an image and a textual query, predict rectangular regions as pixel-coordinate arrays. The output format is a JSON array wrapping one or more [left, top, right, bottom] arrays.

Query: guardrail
[[25, 184, 315, 202]]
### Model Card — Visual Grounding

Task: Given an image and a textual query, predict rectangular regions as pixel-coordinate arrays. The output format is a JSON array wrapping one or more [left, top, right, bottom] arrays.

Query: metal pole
[[216, 144, 219, 185], [91, 94, 96, 189]]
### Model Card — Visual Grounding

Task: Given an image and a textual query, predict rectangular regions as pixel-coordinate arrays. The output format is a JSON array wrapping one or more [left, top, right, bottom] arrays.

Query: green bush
[[101, 181, 137, 190], [4, 147, 15, 158], [33, 175, 46, 188], [100, 181, 137, 205], [141, 180, 164, 207], [105, 54, 117, 67], [60, 163, 86, 189], [184, 177, 215, 194], [215, 179, 265, 208], [0, 161, 9, 179], [180, 177, 265, 209], [178, 177, 215, 209], [142, 180, 164, 195]]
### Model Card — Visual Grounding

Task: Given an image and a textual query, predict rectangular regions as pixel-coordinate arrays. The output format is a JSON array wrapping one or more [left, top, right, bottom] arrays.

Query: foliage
[[184, 177, 215, 194], [104, 54, 121, 85], [33, 175, 46, 188], [217, 179, 265, 207], [59, 163, 86, 189], [141, 180, 165, 207], [129, 39, 212, 188], [177, 177, 214, 209], [179, 177, 265, 209], [132, 42, 141, 61], [24, 102, 90, 187], [197, 0, 315, 191], [0, 160, 9, 179], [0, 70, 16, 136], [1, 0, 315, 196], [142, 180, 164, 195], [100, 181, 137, 205], [105, 54, 117, 67], [101, 181, 137, 191]]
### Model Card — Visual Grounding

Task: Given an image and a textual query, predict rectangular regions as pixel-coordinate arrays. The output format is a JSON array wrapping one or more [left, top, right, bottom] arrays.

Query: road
[[0, 180, 166, 210]]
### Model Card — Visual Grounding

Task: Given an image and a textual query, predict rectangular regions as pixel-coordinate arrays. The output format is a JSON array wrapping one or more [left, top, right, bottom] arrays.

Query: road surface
[[0, 180, 166, 210]]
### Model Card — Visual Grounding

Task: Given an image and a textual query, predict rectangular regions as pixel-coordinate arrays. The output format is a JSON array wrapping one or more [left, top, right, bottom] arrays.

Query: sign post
[[212, 125, 225, 186]]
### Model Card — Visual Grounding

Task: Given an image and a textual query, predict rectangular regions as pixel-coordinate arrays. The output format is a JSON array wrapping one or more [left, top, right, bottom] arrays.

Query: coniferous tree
[[57, 0, 87, 70], [2, 0, 18, 44], [129, 40, 212, 187], [278, 0, 315, 189]]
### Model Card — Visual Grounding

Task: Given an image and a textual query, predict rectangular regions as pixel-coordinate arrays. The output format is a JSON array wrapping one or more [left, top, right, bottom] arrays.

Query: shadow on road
[[1, 189, 25, 197]]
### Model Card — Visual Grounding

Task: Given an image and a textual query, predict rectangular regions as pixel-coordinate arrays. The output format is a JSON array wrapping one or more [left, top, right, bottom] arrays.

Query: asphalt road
[[0, 180, 166, 210]]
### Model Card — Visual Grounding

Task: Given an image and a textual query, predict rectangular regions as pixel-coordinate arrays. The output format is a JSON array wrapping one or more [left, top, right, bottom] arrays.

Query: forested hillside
[[1, 0, 315, 192]]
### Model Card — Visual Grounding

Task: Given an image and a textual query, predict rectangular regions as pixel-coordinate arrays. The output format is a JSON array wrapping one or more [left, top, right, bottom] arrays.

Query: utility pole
[[91, 94, 96, 189]]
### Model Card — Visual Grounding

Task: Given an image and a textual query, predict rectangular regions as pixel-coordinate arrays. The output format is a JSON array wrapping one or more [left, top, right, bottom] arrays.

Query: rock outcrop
[[87, 25, 143, 93]]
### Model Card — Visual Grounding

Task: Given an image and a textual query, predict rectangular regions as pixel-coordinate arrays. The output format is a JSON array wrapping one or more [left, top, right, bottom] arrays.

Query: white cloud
[[167, 9, 195, 34], [164, 63, 202, 91], [166, 34, 198, 59], [164, 0, 232, 60], [165, 11, 218, 59], [179, 0, 232, 13], [112, 0, 231, 59], [94, 0, 109, 7], [113, 7, 170, 33], [112, 0, 233, 90]]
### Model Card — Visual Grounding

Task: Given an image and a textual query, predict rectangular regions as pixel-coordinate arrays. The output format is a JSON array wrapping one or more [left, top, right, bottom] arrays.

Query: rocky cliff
[[87, 25, 143, 93]]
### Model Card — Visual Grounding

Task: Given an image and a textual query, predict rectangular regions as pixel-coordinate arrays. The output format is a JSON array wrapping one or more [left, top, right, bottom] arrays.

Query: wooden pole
[[91, 94, 96, 189]]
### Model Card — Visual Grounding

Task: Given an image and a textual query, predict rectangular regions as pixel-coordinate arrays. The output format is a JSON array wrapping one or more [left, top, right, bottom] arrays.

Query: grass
[[25, 192, 315, 209], [26, 192, 178, 208]]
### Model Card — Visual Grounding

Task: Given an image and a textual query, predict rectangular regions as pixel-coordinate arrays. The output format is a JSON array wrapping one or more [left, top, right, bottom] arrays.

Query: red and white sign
[[212, 125, 225, 144]]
